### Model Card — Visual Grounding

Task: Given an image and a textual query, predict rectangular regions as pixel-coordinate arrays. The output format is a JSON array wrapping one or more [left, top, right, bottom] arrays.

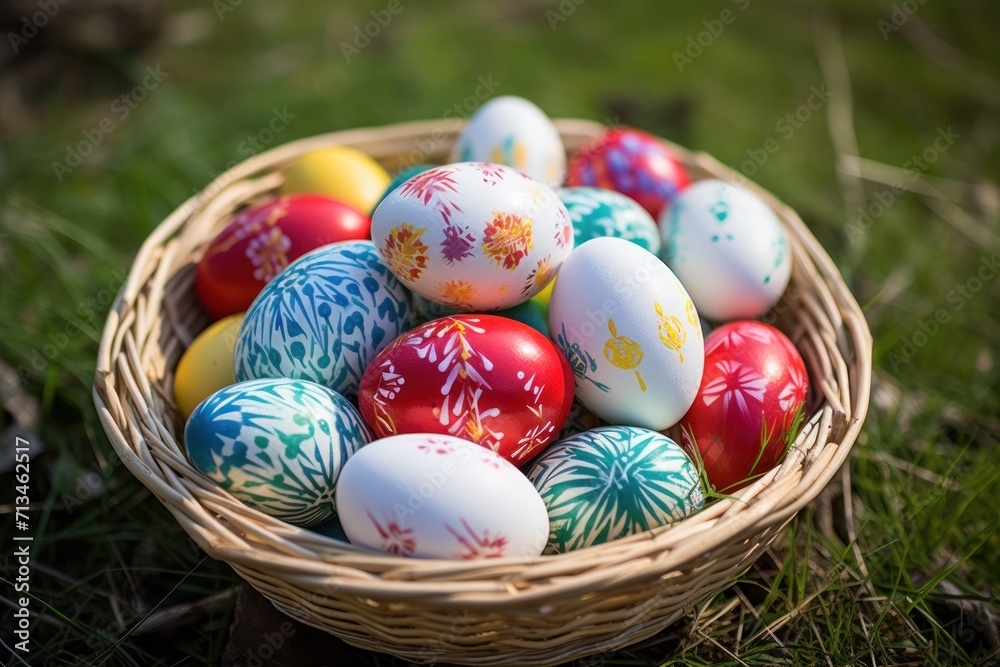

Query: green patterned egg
[[184, 378, 372, 526], [526, 426, 703, 553], [558, 186, 661, 253]]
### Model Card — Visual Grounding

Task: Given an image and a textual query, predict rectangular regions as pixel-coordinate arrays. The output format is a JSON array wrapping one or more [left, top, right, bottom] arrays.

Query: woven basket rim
[[92, 116, 872, 664]]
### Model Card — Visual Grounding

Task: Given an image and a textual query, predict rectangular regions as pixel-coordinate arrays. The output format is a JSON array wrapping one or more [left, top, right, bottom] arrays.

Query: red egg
[[567, 128, 691, 219], [358, 314, 575, 467], [676, 321, 809, 493], [196, 194, 371, 319]]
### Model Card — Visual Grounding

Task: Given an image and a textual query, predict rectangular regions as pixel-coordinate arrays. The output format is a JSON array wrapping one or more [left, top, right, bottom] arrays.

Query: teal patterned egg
[[184, 378, 372, 526], [526, 426, 703, 553], [558, 186, 661, 253], [234, 240, 412, 398]]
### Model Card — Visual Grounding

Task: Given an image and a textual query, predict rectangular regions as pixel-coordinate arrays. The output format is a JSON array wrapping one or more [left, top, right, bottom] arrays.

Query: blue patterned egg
[[184, 378, 372, 526], [526, 426, 703, 553], [557, 187, 661, 254], [234, 240, 412, 398]]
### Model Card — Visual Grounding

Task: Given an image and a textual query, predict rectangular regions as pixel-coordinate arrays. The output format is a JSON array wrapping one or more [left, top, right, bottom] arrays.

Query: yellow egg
[[533, 276, 556, 307], [281, 147, 390, 216], [174, 313, 245, 418]]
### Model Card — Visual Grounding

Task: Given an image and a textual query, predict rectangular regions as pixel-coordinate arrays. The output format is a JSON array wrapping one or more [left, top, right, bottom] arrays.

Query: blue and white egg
[[660, 179, 791, 321], [558, 186, 661, 253], [526, 426, 703, 553], [184, 378, 372, 526], [234, 240, 412, 399], [450, 96, 566, 187]]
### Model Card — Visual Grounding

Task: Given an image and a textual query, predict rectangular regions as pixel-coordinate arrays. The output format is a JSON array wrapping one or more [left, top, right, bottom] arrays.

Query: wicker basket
[[92, 118, 872, 666]]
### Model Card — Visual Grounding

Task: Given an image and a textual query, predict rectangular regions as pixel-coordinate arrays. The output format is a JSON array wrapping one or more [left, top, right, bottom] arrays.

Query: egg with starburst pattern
[[526, 426, 703, 553]]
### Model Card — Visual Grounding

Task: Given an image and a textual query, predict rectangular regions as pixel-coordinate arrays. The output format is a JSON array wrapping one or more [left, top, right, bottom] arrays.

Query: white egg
[[548, 237, 704, 430], [371, 162, 573, 311], [660, 179, 791, 321], [335, 434, 549, 559], [450, 96, 566, 187]]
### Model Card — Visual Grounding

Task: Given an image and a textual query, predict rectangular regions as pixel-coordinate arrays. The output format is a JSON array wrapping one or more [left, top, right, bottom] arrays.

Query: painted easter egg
[[557, 186, 660, 253], [450, 96, 565, 187], [371, 162, 573, 310], [676, 321, 809, 493], [357, 315, 574, 466], [567, 128, 690, 219], [174, 313, 244, 419], [234, 241, 412, 400], [184, 378, 372, 526], [661, 179, 791, 321], [548, 237, 704, 430], [374, 164, 435, 210], [281, 146, 391, 216], [335, 433, 549, 559], [526, 426, 703, 553], [195, 195, 371, 319]]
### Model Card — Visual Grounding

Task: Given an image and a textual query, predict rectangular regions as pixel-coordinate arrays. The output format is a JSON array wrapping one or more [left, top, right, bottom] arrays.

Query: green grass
[[2, 0, 999, 664]]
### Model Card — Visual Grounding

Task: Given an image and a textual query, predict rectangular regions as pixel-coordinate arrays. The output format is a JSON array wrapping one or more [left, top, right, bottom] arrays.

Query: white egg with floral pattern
[[335, 434, 549, 559], [371, 162, 573, 311]]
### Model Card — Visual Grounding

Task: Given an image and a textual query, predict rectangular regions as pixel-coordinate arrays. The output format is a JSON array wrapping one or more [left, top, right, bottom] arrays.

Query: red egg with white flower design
[[196, 194, 371, 319], [358, 314, 575, 466], [676, 321, 809, 493], [567, 128, 691, 219]]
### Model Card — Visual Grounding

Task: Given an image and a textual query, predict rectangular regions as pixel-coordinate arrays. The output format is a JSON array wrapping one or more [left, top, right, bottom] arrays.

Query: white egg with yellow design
[[548, 237, 705, 430]]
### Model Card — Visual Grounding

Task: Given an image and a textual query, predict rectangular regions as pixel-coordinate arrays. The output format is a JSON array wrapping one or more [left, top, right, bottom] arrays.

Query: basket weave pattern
[[93, 119, 872, 666]]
